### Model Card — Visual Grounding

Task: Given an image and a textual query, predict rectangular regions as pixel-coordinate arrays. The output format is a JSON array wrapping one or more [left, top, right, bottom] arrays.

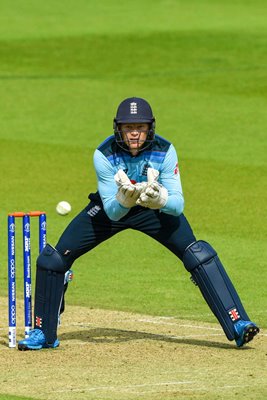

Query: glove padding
[[136, 168, 168, 209], [115, 169, 146, 208]]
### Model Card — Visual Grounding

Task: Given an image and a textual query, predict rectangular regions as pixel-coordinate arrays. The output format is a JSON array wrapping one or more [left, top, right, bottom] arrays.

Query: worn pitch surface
[[0, 299, 266, 400]]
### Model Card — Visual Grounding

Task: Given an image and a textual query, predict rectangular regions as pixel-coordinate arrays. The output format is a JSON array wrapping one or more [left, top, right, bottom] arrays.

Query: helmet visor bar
[[115, 126, 154, 153]]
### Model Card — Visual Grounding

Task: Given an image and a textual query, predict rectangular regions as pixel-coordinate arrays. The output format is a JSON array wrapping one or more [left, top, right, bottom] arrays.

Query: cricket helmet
[[113, 97, 155, 152]]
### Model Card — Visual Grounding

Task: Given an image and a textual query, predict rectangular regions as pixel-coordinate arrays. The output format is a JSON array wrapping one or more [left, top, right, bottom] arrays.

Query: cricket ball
[[56, 201, 72, 216]]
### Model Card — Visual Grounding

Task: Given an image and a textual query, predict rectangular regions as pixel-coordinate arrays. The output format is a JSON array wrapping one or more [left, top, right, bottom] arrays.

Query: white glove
[[146, 167, 159, 183], [114, 170, 146, 208], [136, 167, 168, 209]]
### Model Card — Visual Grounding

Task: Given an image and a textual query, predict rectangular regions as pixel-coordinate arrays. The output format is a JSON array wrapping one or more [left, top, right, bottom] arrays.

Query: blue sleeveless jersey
[[93, 134, 184, 221]]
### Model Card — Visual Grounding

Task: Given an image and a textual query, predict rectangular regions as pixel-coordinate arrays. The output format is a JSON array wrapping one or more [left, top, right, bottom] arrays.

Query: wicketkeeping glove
[[114, 169, 146, 208], [136, 167, 168, 209]]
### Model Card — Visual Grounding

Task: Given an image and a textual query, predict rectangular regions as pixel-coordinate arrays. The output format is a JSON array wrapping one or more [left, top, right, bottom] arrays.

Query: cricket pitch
[[0, 298, 266, 400]]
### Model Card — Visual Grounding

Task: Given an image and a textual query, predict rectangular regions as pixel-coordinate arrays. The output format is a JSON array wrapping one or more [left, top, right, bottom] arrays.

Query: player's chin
[[129, 144, 142, 155]]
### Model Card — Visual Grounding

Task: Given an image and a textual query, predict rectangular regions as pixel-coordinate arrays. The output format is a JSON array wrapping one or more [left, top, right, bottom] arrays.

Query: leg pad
[[183, 240, 250, 340], [34, 244, 67, 344]]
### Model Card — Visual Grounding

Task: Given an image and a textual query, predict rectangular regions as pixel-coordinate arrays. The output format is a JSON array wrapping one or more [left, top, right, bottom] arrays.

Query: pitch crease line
[[52, 380, 195, 393], [135, 319, 222, 330]]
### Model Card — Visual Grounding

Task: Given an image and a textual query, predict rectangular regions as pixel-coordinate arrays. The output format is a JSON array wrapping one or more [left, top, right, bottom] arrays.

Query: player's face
[[120, 123, 149, 155]]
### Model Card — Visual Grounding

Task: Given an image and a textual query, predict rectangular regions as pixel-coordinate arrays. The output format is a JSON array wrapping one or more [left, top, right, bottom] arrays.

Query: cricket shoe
[[234, 320, 259, 347], [18, 329, 59, 351]]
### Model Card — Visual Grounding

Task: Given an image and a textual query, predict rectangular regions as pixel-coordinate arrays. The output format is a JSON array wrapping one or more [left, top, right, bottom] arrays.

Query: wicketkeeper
[[18, 97, 259, 350]]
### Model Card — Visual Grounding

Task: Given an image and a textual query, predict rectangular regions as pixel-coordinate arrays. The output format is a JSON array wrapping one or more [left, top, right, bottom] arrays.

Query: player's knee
[[183, 240, 217, 272], [37, 244, 68, 273]]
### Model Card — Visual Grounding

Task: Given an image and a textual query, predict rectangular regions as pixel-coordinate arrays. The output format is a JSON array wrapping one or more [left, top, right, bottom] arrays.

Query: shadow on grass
[[60, 327, 247, 350]]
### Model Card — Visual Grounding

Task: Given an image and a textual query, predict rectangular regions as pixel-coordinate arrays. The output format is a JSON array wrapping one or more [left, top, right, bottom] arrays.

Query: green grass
[[0, 396, 35, 400], [0, 0, 266, 343], [1, 0, 267, 40]]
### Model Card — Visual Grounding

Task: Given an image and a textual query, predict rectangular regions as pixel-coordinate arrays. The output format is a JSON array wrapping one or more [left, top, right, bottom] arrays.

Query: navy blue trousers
[[56, 201, 196, 267], [54, 199, 252, 342]]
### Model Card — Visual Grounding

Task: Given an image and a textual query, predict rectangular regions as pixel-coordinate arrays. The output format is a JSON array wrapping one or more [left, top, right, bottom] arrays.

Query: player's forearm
[[160, 194, 184, 216], [103, 199, 130, 221]]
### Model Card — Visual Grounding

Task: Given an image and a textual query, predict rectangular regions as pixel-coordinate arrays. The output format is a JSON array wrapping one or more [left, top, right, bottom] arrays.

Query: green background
[[0, 0, 266, 348]]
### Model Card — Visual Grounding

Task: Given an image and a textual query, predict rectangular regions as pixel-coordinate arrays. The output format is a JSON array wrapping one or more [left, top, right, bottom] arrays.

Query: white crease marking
[[52, 380, 195, 393], [51, 381, 267, 395], [135, 318, 222, 330]]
